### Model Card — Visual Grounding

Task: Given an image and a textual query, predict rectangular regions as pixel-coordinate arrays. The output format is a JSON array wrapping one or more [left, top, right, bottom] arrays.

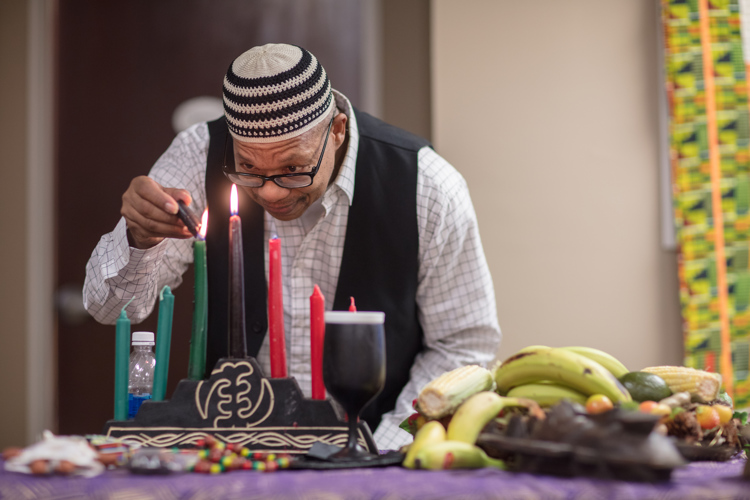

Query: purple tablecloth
[[1, 457, 748, 500]]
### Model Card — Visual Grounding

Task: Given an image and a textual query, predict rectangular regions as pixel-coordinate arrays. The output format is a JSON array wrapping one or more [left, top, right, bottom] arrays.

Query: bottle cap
[[131, 331, 155, 346]]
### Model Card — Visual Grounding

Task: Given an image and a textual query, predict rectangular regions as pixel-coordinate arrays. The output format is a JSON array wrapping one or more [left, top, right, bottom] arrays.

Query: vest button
[[253, 322, 263, 333]]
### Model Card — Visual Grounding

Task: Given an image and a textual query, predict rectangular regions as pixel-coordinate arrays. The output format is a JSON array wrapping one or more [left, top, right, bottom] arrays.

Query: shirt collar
[[328, 89, 358, 206]]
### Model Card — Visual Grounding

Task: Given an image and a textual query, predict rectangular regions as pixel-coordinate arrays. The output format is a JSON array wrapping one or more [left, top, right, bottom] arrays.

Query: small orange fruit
[[695, 405, 720, 429], [649, 403, 672, 417], [585, 394, 614, 414], [638, 401, 658, 413], [713, 404, 733, 425]]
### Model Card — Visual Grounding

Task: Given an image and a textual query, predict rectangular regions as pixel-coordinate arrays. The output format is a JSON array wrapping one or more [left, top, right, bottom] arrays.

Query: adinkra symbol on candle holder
[[195, 361, 274, 427]]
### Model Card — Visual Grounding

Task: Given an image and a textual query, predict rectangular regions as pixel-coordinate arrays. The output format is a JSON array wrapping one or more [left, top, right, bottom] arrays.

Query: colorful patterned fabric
[[661, 0, 750, 407]]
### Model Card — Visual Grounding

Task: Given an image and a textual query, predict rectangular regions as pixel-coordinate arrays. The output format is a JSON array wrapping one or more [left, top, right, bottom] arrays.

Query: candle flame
[[230, 184, 238, 215], [198, 209, 208, 239]]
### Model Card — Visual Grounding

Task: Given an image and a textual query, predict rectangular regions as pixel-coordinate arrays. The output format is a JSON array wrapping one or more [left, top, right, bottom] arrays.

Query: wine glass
[[323, 311, 386, 460]]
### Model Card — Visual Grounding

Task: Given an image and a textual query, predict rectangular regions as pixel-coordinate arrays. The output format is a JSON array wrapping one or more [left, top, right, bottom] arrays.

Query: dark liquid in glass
[[323, 321, 385, 460]]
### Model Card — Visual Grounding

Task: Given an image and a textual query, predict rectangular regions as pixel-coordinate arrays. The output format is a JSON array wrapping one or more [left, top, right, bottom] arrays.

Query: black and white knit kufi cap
[[223, 43, 335, 143]]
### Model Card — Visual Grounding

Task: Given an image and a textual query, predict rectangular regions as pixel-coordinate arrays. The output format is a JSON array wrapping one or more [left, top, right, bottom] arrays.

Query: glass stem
[[346, 413, 359, 451]]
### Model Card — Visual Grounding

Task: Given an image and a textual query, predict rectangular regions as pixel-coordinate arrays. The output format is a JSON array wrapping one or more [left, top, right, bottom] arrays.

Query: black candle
[[228, 184, 247, 358], [177, 200, 201, 237]]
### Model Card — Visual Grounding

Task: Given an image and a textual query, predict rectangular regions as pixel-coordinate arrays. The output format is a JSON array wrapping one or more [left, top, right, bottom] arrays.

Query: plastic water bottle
[[128, 331, 155, 419]]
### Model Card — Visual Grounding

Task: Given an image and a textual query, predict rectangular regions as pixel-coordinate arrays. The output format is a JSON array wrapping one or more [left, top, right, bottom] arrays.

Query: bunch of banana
[[404, 419, 503, 470], [404, 391, 544, 470], [494, 346, 632, 404]]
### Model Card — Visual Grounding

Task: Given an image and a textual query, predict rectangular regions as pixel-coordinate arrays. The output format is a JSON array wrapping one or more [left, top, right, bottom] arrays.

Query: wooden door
[[55, 0, 362, 435]]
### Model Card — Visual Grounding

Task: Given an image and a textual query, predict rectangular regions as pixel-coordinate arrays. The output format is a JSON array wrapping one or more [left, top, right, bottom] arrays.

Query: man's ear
[[332, 112, 348, 150]]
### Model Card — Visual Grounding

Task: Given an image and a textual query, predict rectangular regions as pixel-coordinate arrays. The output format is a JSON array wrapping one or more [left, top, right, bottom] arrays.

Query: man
[[84, 43, 501, 449]]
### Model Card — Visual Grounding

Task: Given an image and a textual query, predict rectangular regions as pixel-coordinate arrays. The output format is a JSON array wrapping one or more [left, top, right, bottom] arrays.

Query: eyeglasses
[[222, 114, 335, 189]]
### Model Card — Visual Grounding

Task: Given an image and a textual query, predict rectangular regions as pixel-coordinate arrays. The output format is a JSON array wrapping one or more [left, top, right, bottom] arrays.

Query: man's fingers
[[122, 195, 187, 234], [121, 176, 195, 247], [124, 193, 173, 224], [165, 187, 192, 208], [129, 218, 193, 240], [122, 206, 193, 240], [129, 176, 180, 215]]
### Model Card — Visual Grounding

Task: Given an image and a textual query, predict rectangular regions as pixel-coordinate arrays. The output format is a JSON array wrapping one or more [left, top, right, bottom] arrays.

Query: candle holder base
[[102, 357, 378, 454]]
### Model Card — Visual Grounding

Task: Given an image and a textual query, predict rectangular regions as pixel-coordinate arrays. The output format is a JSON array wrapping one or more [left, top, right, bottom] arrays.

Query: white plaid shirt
[[83, 91, 501, 450]]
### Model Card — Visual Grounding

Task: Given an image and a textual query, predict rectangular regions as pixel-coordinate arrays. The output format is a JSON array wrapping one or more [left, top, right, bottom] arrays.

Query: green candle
[[188, 213, 208, 380], [114, 301, 132, 421], [153, 286, 174, 401]]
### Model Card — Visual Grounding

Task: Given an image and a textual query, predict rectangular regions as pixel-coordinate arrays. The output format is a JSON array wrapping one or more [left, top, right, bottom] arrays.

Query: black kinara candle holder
[[102, 357, 378, 454]]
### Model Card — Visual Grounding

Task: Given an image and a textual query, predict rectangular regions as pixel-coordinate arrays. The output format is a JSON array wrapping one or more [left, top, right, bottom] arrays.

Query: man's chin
[[269, 212, 300, 221], [265, 204, 301, 221]]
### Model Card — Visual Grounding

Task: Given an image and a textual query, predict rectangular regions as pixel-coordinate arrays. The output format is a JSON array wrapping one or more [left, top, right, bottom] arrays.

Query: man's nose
[[255, 181, 289, 203]]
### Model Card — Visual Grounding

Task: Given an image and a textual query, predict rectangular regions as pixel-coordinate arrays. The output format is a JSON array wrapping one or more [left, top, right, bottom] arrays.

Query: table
[[1, 457, 748, 500]]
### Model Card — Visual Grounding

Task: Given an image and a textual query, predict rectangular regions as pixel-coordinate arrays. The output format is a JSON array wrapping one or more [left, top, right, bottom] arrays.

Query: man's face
[[232, 113, 347, 221]]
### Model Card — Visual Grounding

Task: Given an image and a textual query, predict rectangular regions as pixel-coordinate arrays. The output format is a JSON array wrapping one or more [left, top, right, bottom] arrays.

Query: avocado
[[618, 372, 672, 402]]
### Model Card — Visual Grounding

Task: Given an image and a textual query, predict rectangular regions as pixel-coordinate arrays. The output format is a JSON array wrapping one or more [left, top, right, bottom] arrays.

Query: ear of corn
[[417, 365, 494, 419], [640, 366, 722, 403]]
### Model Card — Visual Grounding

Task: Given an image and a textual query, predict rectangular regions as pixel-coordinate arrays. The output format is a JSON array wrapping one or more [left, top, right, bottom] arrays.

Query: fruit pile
[[401, 363, 549, 470], [616, 368, 746, 453], [401, 345, 749, 470]]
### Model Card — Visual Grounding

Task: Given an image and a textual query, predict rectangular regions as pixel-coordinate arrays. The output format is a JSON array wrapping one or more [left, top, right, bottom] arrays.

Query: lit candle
[[188, 210, 209, 380], [114, 300, 132, 421], [229, 185, 248, 358], [310, 285, 325, 399], [268, 236, 287, 377], [152, 286, 174, 401]]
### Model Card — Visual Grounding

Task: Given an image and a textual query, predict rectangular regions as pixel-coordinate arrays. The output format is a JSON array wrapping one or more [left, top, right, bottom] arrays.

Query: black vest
[[204, 110, 430, 430]]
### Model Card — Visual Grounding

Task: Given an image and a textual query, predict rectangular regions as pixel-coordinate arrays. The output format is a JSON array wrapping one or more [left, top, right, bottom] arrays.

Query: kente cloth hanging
[[661, 0, 750, 406]]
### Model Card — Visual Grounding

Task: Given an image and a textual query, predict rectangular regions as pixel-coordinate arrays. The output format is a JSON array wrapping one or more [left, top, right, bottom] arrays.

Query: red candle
[[310, 285, 325, 399], [348, 297, 357, 312], [228, 185, 247, 358], [268, 236, 287, 377]]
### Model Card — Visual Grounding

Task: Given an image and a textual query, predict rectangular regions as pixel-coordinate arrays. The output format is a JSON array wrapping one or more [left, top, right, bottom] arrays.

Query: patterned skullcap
[[222, 43, 335, 143]]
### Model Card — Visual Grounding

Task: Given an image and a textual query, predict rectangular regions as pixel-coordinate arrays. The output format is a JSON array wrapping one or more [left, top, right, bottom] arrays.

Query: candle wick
[[121, 296, 136, 313]]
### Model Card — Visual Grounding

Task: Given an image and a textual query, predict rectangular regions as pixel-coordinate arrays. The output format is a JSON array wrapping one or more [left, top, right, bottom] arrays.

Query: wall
[[431, 0, 684, 369], [0, 0, 29, 448], [382, 0, 431, 140]]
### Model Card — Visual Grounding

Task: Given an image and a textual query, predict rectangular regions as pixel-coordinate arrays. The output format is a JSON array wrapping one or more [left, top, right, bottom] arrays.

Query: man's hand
[[121, 176, 194, 249]]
